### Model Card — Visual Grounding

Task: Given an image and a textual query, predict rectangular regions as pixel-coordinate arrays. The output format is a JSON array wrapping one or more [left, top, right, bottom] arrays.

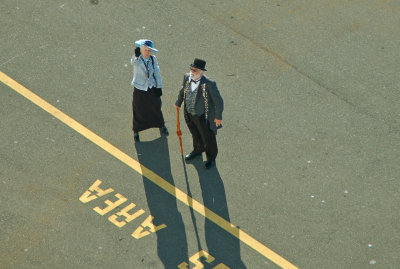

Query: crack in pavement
[[191, 3, 398, 133]]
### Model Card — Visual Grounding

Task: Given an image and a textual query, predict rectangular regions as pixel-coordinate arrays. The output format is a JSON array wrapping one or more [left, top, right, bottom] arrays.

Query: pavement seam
[[191, 3, 397, 133]]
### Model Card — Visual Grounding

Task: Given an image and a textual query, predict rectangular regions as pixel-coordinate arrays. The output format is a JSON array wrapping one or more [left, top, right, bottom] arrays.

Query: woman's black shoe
[[160, 126, 169, 136], [134, 132, 140, 142]]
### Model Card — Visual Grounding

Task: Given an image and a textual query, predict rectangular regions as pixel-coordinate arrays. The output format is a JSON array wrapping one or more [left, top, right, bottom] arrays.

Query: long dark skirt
[[132, 87, 165, 133]]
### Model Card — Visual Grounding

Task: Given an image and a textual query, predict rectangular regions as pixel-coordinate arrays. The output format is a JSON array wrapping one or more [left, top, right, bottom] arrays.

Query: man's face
[[140, 46, 152, 59], [190, 67, 203, 80]]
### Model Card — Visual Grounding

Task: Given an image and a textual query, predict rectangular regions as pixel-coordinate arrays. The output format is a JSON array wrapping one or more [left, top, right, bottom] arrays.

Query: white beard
[[190, 72, 202, 81]]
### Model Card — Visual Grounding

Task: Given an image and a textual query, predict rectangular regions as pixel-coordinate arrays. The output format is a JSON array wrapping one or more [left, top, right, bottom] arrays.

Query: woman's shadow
[[135, 136, 188, 268], [191, 158, 247, 269]]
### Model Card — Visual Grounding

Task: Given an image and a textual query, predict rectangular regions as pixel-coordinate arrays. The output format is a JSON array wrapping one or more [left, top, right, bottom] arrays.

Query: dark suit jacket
[[176, 74, 224, 134]]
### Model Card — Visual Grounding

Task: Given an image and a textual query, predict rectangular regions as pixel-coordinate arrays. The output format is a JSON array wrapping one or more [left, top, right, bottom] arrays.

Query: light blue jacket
[[130, 55, 162, 91]]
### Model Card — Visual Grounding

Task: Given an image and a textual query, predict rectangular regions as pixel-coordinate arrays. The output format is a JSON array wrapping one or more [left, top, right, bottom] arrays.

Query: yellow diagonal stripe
[[0, 70, 299, 269]]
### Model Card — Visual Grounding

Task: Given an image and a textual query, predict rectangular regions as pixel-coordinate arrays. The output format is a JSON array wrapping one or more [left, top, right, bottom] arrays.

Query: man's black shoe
[[160, 126, 169, 136], [204, 160, 215, 169], [134, 132, 140, 142], [185, 151, 201, 161]]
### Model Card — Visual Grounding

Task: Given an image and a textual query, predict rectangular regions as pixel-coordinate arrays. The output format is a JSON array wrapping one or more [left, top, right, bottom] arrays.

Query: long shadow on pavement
[[135, 136, 188, 269], [191, 158, 247, 269]]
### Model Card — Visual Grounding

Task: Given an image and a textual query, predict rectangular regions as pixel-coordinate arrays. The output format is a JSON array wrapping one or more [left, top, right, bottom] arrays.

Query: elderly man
[[175, 58, 224, 169]]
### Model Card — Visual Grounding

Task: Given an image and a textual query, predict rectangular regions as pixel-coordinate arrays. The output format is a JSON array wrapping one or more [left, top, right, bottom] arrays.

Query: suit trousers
[[185, 112, 218, 161]]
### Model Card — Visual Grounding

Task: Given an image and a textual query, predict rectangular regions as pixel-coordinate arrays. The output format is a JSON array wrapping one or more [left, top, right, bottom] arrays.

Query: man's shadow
[[191, 158, 247, 269], [135, 136, 188, 268]]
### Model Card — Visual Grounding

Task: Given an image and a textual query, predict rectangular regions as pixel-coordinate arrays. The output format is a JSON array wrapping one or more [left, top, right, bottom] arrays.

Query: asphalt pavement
[[1, 0, 399, 268]]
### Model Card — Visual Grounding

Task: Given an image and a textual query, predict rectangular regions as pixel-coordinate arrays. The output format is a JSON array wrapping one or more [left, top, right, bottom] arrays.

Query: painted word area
[[179, 250, 230, 269], [80, 180, 231, 268], [79, 179, 166, 239]]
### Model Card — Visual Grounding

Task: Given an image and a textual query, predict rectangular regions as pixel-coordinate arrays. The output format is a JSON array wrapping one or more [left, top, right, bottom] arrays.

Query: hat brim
[[145, 46, 159, 53], [190, 64, 206, 71], [135, 40, 158, 53]]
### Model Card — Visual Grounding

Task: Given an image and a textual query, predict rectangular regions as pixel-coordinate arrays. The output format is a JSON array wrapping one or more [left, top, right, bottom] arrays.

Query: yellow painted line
[[0, 70, 299, 269]]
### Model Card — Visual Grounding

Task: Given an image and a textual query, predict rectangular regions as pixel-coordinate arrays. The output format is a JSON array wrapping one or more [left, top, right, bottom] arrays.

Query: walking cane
[[176, 108, 183, 154], [176, 107, 203, 251]]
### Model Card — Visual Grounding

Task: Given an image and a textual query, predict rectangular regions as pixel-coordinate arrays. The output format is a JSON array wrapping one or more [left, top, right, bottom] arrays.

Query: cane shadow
[[191, 159, 247, 269], [135, 136, 188, 269]]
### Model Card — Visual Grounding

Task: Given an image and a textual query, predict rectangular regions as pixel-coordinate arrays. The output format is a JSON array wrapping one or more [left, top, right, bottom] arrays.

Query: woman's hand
[[134, 47, 141, 57]]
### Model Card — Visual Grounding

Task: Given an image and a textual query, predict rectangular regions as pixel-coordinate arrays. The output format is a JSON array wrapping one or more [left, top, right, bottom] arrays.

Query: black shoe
[[134, 132, 140, 142], [185, 151, 201, 161], [204, 160, 215, 169], [160, 126, 169, 136]]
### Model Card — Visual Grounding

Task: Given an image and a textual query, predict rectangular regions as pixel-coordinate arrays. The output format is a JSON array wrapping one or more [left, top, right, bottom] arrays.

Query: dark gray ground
[[1, 0, 399, 268]]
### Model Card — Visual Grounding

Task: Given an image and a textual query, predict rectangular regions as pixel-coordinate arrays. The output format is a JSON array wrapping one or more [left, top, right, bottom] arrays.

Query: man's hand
[[214, 118, 222, 127], [175, 105, 181, 111]]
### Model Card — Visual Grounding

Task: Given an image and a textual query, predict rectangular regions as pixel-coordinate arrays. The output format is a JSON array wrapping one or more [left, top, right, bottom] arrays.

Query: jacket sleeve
[[175, 74, 188, 107], [131, 55, 139, 66], [208, 81, 224, 120], [152, 56, 163, 88]]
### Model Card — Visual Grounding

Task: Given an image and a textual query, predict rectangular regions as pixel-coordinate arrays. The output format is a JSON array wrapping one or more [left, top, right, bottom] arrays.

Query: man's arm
[[175, 74, 189, 109], [208, 81, 224, 121]]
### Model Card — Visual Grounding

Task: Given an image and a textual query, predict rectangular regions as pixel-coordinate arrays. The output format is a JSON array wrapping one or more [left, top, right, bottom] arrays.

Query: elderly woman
[[131, 39, 168, 142]]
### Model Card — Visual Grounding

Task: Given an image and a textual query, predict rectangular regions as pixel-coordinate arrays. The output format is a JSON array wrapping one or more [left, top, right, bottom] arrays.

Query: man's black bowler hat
[[190, 58, 207, 71]]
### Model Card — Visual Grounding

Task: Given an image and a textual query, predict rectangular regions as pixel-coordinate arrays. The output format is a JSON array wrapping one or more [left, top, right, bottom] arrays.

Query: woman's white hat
[[135, 39, 159, 53]]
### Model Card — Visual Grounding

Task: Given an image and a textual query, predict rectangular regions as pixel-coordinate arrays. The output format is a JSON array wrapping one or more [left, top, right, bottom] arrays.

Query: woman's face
[[140, 46, 152, 59]]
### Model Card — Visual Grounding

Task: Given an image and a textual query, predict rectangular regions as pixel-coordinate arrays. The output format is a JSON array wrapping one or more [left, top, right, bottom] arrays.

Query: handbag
[[153, 87, 162, 96]]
